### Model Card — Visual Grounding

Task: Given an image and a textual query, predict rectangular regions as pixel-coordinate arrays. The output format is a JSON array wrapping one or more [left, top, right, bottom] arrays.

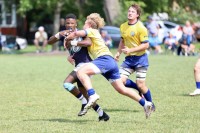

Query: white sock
[[78, 95, 87, 104], [97, 107, 103, 117]]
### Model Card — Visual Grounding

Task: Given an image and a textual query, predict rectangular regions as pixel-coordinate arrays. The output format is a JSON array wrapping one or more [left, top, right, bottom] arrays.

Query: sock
[[125, 79, 141, 93], [196, 82, 200, 89], [143, 89, 152, 102], [87, 89, 95, 96], [93, 104, 103, 117], [139, 98, 145, 106], [76, 93, 87, 104]]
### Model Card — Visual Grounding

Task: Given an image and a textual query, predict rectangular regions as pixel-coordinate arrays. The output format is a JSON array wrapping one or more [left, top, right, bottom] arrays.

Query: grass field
[[0, 46, 200, 133]]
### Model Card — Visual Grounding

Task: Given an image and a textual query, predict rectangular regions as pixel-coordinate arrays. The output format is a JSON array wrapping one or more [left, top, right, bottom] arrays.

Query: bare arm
[[128, 42, 149, 53], [48, 36, 58, 44], [77, 37, 92, 47], [48, 30, 72, 44], [67, 30, 87, 40], [114, 38, 124, 61]]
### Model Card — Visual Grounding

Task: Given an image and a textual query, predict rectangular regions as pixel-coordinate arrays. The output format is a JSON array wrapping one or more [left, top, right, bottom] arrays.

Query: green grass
[[0, 46, 200, 133]]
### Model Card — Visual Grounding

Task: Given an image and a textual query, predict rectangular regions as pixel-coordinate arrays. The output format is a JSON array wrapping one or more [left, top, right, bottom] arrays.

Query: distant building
[[0, 0, 26, 37]]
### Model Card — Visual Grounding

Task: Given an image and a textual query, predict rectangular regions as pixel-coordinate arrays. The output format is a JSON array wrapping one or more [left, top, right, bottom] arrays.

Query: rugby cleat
[[144, 101, 153, 119], [99, 112, 110, 121], [83, 93, 100, 114], [189, 89, 200, 96], [78, 104, 87, 116]]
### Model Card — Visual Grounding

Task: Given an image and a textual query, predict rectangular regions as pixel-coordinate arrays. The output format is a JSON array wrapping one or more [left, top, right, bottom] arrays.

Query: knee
[[76, 70, 82, 79], [194, 65, 200, 73], [115, 86, 126, 95], [136, 81, 146, 89], [34, 40, 38, 45], [63, 82, 75, 91]]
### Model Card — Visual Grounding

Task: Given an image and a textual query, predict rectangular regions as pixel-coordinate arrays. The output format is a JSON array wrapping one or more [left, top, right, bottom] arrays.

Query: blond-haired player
[[66, 12, 154, 119]]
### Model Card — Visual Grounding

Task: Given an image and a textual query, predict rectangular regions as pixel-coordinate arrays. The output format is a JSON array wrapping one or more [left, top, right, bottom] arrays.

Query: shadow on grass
[[23, 118, 93, 123], [180, 93, 200, 97], [104, 108, 139, 113]]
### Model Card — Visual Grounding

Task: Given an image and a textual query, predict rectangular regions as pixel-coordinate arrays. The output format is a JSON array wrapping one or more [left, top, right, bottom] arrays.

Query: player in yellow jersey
[[114, 4, 155, 112], [66, 13, 154, 119]]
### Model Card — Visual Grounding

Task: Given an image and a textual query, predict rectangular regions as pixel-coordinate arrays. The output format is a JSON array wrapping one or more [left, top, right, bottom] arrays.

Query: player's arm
[[77, 37, 92, 47], [66, 30, 92, 47], [67, 30, 86, 40], [48, 30, 72, 44], [127, 42, 149, 53], [48, 35, 59, 44], [114, 38, 124, 61]]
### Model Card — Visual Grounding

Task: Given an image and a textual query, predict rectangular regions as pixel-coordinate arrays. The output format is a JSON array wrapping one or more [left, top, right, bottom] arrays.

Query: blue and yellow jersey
[[85, 28, 113, 59], [120, 21, 148, 56]]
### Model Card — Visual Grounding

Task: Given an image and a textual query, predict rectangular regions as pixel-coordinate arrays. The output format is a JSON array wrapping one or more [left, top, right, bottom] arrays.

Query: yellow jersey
[[85, 28, 113, 59], [120, 21, 148, 56]]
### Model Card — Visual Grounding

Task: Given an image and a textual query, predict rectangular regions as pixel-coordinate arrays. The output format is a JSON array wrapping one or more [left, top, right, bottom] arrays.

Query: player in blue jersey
[[114, 4, 155, 112], [66, 13, 154, 119], [48, 13, 109, 121]]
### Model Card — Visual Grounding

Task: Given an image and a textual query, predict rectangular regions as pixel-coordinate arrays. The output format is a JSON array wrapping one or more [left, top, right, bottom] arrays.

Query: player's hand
[[67, 55, 75, 65], [60, 30, 72, 37], [63, 38, 70, 49], [70, 40, 78, 46], [122, 46, 131, 54], [114, 52, 120, 62], [66, 32, 76, 40]]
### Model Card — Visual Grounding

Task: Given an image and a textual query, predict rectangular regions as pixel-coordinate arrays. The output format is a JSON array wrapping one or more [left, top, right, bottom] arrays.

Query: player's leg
[[190, 58, 200, 96], [77, 80, 109, 121], [76, 63, 100, 111], [108, 56, 154, 118], [119, 67, 142, 96], [110, 78, 153, 119], [63, 71, 88, 115], [119, 56, 143, 96], [135, 67, 155, 112]]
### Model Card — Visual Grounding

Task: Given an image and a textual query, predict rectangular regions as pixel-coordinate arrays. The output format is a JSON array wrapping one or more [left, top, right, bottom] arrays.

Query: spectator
[[100, 30, 113, 48], [179, 35, 195, 56], [0, 28, 7, 51], [58, 18, 66, 51], [164, 31, 178, 54], [157, 24, 165, 44], [182, 20, 195, 55], [34, 26, 48, 53], [146, 16, 163, 54]]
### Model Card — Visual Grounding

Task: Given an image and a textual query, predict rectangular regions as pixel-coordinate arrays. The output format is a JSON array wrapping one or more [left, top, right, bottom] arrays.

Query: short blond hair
[[86, 13, 105, 29]]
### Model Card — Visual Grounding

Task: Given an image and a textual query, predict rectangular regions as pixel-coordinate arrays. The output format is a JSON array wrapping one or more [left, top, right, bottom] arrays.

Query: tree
[[103, 0, 121, 25]]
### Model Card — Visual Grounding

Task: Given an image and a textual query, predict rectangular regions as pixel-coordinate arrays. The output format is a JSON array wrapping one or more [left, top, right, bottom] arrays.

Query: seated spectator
[[183, 20, 194, 48], [164, 31, 179, 54], [34, 26, 48, 53], [146, 16, 163, 54], [100, 30, 113, 48], [179, 34, 195, 56], [0, 29, 7, 51]]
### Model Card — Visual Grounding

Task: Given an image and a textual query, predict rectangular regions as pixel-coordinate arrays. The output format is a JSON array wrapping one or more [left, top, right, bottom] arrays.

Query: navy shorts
[[92, 55, 120, 81], [121, 53, 149, 70]]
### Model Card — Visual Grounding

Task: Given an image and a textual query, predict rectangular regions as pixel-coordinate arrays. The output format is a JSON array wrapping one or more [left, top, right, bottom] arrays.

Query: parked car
[[100, 26, 121, 47], [144, 20, 181, 43]]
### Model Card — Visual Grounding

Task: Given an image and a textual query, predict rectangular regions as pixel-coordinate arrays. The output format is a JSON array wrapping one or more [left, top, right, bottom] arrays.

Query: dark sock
[[143, 89, 152, 102]]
